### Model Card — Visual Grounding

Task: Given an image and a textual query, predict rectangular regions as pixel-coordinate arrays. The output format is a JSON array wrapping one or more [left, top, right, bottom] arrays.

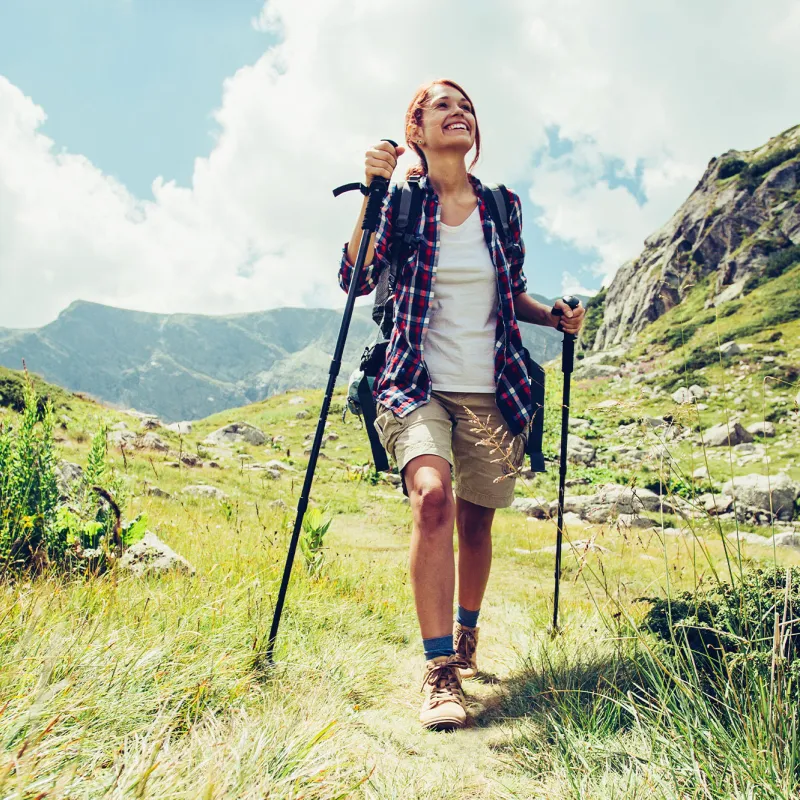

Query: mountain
[[582, 124, 800, 351], [0, 293, 574, 422]]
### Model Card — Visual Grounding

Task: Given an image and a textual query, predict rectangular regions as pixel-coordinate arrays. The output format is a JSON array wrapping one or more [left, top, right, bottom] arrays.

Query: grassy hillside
[[1, 295, 799, 799]]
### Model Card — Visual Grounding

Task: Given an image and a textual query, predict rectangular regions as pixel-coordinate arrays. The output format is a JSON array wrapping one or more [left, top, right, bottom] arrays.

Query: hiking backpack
[[345, 178, 546, 476]]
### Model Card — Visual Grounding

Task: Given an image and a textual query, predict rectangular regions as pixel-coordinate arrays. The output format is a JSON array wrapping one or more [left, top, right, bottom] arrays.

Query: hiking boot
[[419, 654, 468, 730], [454, 621, 479, 679]]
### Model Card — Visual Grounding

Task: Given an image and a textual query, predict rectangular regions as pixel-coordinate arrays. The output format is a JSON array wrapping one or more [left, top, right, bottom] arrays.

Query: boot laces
[[422, 657, 467, 707], [455, 627, 477, 662]]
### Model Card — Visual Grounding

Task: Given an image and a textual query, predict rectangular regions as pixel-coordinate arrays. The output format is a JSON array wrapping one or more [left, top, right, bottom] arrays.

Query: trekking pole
[[266, 140, 398, 665], [551, 295, 581, 635]]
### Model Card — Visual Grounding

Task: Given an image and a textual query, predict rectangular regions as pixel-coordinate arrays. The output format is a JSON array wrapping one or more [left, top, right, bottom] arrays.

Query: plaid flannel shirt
[[338, 173, 533, 437]]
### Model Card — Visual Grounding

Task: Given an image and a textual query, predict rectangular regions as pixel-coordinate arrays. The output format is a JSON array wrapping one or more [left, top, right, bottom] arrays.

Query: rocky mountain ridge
[[588, 123, 800, 350]]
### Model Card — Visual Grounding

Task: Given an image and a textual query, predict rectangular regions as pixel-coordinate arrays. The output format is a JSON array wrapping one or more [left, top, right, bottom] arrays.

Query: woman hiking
[[338, 79, 585, 730]]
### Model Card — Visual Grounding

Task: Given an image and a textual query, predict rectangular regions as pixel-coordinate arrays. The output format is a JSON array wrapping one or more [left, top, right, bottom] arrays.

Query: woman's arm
[[513, 293, 559, 327]]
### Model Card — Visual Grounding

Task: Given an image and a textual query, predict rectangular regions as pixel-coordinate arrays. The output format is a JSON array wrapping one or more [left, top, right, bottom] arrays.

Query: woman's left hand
[[551, 299, 585, 335]]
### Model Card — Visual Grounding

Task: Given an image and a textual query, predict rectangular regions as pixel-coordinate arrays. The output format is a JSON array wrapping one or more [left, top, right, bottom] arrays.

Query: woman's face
[[414, 85, 476, 157]]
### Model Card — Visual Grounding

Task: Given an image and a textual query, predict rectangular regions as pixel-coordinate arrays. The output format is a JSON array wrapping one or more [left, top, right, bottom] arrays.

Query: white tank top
[[423, 206, 499, 393]]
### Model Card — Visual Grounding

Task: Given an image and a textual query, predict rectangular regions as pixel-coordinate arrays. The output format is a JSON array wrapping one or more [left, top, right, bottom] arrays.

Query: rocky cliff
[[589, 124, 800, 351]]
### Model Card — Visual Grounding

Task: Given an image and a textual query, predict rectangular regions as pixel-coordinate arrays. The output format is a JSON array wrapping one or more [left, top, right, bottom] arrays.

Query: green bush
[[642, 566, 800, 700], [744, 244, 800, 293], [717, 158, 746, 180], [0, 373, 131, 573], [577, 287, 607, 352], [739, 143, 800, 192]]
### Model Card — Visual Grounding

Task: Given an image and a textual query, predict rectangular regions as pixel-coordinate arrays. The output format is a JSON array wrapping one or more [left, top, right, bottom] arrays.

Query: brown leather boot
[[419, 654, 468, 730], [454, 621, 479, 679]]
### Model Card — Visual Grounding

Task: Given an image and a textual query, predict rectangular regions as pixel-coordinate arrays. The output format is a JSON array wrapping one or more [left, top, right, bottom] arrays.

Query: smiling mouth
[[444, 122, 469, 132]]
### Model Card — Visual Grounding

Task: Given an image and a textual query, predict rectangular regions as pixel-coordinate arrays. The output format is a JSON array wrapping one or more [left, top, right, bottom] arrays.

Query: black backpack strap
[[357, 375, 390, 472], [482, 183, 512, 246], [374, 176, 423, 339], [521, 346, 546, 473]]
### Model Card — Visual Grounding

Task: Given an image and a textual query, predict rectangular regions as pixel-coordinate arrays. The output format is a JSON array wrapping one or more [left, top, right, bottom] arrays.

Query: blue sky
[[0, 0, 272, 198], [0, 0, 606, 304], [2, 0, 796, 328]]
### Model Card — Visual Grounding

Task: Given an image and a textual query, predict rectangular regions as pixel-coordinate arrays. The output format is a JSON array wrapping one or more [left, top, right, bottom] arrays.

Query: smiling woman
[[337, 78, 585, 732]]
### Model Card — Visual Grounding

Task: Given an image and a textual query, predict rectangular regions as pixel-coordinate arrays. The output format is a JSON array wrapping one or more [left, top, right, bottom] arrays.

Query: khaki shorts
[[373, 391, 528, 509]]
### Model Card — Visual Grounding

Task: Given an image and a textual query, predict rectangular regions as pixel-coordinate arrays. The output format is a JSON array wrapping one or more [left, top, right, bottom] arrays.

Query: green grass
[[0, 281, 799, 800]]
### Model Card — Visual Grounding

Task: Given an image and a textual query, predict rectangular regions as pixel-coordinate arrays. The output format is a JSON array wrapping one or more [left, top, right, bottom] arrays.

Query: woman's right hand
[[365, 141, 406, 184]]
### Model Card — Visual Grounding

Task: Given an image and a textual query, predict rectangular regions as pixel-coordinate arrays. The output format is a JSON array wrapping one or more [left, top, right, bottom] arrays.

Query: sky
[[0, 0, 798, 329]]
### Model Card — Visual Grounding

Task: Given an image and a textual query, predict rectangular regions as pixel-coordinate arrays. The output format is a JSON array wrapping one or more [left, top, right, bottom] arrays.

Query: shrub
[[744, 244, 800, 293], [717, 158, 746, 180], [738, 143, 800, 192], [577, 288, 607, 352], [642, 566, 800, 700]]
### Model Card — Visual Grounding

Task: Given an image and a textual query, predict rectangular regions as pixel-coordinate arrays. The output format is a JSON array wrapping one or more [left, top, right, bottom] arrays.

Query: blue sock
[[423, 634, 455, 660], [457, 605, 480, 628]]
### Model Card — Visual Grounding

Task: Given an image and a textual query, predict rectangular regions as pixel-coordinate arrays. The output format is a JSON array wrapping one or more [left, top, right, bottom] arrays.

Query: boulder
[[144, 484, 172, 499], [697, 492, 734, 514], [567, 435, 596, 466], [689, 384, 706, 399], [181, 485, 228, 500], [109, 430, 137, 446], [296, 410, 310, 420], [110, 421, 129, 431], [703, 421, 753, 447], [138, 433, 169, 452], [203, 422, 267, 447], [288, 397, 306, 405], [726, 531, 772, 546], [773, 533, 800, 548], [719, 341, 742, 356], [746, 421, 776, 438], [721, 472, 799, 521], [672, 387, 694, 405], [575, 363, 622, 380], [511, 497, 551, 519], [179, 452, 202, 467], [141, 418, 161, 430], [56, 460, 84, 498], [119, 532, 195, 576], [263, 459, 295, 472], [569, 417, 592, 432], [166, 421, 193, 435]]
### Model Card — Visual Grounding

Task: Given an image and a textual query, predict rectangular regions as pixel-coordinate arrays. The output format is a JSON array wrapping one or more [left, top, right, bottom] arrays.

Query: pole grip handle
[[361, 139, 399, 232], [550, 295, 581, 335]]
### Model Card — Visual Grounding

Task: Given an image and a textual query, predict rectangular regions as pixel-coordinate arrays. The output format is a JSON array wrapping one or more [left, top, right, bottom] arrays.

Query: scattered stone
[[208, 461, 221, 469], [141, 418, 161, 430], [671, 387, 694, 404], [181, 485, 228, 500], [689, 384, 706, 399], [697, 492, 734, 514], [327, 432, 340, 441], [616, 514, 660, 529], [719, 341, 742, 357], [534, 539, 611, 555], [269, 499, 289, 510], [144, 485, 172, 499], [296, 410, 310, 420], [593, 399, 620, 409], [110, 421, 129, 431], [166, 421, 193, 435], [204, 423, 267, 447], [272, 435, 286, 444], [575, 363, 622, 380], [119, 532, 195, 576], [138, 433, 169, 451], [288, 397, 306, 405], [721, 472, 799, 521], [263, 459, 295, 472], [567, 435, 596, 466], [511, 497, 551, 519], [336, 444, 349, 451], [703, 421, 753, 447], [747, 421, 776, 438], [696, 403, 709, 411], [773, 533, 800, 548], [56, 460, 84, 498], [109, 430, 137, 446], [692, 466, 711, 481], [569, 417, 592, 432], [726, 531, 773, 546]]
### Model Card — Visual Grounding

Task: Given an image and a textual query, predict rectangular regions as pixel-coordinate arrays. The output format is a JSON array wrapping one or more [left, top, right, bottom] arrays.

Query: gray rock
[[726, 531, 772, 546], [269, 499, 288, 510], [119, 532, 195, 576], [203, 422, 267, 447], [56, 460, 84, 497], [511, 497, 551, 519], [327, 432, 340, 440], [616, 514, 660, 529], [575, 363, 622, 380], [747, 421, 776, 438], [288, 396, 306, 405], [110, 421, 129, 431], [569, 417, 592, 431], [672, 387, 694, 404], [534, 539, 611, 555], [296, 410, 310, 420], [181, 484, 228, 500], [166, 421, 193, 435], [263, 459, 295, 472], [144, 485, 172, 499], [139, 432, 169, 451], [773, 533, 800, 548], [567, 435, 596, 465], [721, 472, 799, 521], [703, 421, 753, 447], [141, 418, 161, 430], [719, 341, 742, 356], [697, 492, 734, 514], [109, 430, 137, 446], [689, 384, 706, 399]]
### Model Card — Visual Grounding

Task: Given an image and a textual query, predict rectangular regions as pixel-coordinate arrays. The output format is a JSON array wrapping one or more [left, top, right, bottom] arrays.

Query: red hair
[[404, 79, 481, 178]]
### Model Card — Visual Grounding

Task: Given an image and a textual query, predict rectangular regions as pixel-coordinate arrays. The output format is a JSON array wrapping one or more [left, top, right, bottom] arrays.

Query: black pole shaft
[[552, 296, 580, 634], [266, 176, 389, 665]]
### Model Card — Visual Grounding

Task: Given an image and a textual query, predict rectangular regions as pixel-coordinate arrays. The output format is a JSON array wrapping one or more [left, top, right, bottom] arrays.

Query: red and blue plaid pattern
[[339, 174, 532, 437]]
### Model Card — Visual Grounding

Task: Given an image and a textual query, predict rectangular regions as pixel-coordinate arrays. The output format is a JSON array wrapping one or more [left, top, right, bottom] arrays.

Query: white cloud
[[1, 0, 799, 328]]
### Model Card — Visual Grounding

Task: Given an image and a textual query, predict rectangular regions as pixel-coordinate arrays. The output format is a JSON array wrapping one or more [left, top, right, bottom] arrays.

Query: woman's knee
[[413, 482, 454, 528]]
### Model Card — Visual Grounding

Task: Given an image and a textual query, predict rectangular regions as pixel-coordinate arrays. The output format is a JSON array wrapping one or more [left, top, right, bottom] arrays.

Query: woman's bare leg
[[404, 454, 456, 639]]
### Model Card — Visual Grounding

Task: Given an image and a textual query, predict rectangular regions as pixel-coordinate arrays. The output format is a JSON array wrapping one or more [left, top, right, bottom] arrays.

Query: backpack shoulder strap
[[482, 183, 512, 246], [389, 176, 423, 285]]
